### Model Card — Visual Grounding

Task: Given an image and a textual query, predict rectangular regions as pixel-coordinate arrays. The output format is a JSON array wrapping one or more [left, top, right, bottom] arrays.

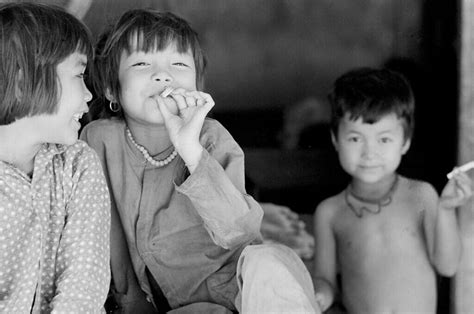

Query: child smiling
[[82, 9, 318, 313], [0, 3, 110, 312], [312, 68, 472, 313]]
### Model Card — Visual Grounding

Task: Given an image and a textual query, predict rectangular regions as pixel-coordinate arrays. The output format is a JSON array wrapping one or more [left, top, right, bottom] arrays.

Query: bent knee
[[241, 243, 302, 269]]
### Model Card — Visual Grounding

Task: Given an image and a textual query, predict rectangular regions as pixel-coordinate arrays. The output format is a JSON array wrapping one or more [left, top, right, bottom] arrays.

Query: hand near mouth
[[154, 88, 215, 173]]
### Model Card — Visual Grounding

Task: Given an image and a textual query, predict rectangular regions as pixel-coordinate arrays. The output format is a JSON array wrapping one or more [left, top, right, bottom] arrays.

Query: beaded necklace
[[345, 175, 399, 218], [126, 127, 178, 167]]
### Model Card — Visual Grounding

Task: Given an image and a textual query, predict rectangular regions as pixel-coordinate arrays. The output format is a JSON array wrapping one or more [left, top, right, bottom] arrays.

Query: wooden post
[[454, 1, 474, 313]]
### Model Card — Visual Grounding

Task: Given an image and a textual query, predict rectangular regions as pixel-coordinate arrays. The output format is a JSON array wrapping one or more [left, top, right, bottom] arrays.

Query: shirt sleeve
[[49, 146, 111, 313], [176, 121, 263, 249]]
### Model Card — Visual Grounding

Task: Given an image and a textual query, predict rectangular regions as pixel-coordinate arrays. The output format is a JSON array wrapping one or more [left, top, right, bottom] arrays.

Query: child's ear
[[105, 88, 115, 102], [402, 138, 411, 155], [331, 131, 339, 151]]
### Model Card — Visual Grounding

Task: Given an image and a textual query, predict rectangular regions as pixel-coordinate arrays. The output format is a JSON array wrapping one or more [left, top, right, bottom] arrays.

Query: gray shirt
[[81, 118, 263, 311]]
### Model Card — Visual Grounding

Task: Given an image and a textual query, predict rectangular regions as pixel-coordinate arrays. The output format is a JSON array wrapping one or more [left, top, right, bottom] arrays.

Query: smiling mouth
[[359, 165, 380, 170], [72, 113, 84, 122]]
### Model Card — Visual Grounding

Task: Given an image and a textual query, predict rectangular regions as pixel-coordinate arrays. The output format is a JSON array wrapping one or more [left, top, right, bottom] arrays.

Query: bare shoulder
[[400, 175, 439, 205], [314, 190, 345, 224]]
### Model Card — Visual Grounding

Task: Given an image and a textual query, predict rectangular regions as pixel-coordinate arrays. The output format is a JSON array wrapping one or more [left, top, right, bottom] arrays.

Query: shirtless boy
[[312, 68, 472, 313]]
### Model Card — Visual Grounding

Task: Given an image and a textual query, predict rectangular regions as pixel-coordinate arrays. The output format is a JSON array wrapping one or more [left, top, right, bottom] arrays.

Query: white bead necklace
[[126, 127, 178, 167]]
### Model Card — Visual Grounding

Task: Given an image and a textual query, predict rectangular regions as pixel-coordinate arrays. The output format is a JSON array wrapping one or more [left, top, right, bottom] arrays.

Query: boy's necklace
[[345, 175, 399, 218], [126, 127, 178, 167]]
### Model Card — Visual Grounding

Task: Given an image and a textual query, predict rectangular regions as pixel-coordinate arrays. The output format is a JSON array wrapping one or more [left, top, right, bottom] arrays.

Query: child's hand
[[439, 170, 472, 210], [314, 291, 329, 313], [261, 203, 305, 234], [155, 88, 214, 172]]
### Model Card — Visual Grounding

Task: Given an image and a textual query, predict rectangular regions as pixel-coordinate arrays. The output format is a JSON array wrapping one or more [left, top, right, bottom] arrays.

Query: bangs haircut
[[93, 10, 206, 118], [329, 68, 415, 141], [0, 2, 93, 125]]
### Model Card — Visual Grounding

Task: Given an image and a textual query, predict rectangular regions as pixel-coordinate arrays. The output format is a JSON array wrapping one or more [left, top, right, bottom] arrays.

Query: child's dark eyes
[[132, 62, 149, 67], [347, 136, 360, 143], [379, 137, 392, 144], [173, 62, 189, 67]]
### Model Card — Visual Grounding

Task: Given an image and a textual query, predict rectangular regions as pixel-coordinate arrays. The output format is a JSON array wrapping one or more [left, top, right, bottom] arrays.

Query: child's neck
[[0, 121, 42, 176], [126, 121, 173, 156], [350, 173, 399, 201]]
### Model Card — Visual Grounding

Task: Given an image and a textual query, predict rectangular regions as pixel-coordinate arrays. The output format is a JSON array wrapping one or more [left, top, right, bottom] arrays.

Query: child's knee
[[240, 243, 304, 274], [237, 244, 318, 312]]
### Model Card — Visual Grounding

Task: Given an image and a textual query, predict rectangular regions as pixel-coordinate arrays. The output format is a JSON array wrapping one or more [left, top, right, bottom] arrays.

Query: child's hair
[[329, 67, 415, 141], [0, 2, 93, 125], [92, 9, 207, 119]]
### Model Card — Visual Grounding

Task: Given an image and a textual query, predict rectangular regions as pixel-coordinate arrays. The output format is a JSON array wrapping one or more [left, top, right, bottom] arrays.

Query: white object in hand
[[447, 161, 474, 179], [160, 86, 174, 98]]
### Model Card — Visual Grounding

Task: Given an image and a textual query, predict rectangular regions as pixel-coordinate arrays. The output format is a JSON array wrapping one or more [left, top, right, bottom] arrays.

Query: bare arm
[[312, 199, 338, 311], [424, 173, 472, 276]]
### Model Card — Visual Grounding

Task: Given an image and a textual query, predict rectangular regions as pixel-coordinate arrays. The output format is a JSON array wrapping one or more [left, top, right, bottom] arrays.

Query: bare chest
[[334, 198, 425, 261]]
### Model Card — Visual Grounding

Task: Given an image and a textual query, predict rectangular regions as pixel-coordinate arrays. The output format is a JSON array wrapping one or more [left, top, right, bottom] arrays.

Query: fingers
[[453, 172, 473, 200], [155, 88, 215, 128], [441, 171, 473, 209], [168, 89, 214, 114], [314, 293, 326, 312], [154, 96, 173, 121], [447, 161, 474, 179]]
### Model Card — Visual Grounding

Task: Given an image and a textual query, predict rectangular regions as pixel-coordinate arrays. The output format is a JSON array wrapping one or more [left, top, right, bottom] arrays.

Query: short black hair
[[92, 9, 206, 119], [329, 67, 415, 141], [0, 2, 93, 125]]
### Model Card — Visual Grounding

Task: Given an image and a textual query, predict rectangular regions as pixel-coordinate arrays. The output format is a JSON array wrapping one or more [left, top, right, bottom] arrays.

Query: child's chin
[[354, 172, 385, 184]]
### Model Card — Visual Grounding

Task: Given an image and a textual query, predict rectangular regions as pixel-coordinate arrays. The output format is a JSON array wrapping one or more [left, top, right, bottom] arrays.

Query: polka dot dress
[[0, 141, 110, 313]]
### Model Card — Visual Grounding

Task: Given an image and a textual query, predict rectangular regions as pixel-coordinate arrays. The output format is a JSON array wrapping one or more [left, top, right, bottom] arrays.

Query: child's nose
[[152, 70, 172, 83], [362, 141, 377, 159], [84, 84, 93, 102]]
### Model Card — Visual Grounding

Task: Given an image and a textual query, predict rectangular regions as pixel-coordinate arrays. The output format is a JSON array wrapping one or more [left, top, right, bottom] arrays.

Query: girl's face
[[117, 41, 197, 126], [332, 113, 410, 185], [37, 51, 91, 145]]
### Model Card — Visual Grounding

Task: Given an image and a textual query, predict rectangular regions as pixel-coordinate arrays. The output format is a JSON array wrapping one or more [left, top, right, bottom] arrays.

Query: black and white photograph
[[0, 1, 473, 313]]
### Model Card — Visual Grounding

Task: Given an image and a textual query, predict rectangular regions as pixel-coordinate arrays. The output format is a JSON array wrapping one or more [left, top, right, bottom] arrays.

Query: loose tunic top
[[0, 141, 111, 313], [81, 118, 263, 311]]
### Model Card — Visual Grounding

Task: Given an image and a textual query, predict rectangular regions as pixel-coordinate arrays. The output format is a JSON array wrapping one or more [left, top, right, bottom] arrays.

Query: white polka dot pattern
[[0, 141, 111, 313]]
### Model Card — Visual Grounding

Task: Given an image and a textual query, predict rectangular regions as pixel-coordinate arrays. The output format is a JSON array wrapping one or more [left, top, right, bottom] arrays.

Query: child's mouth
[[359, 165, 380, 171]]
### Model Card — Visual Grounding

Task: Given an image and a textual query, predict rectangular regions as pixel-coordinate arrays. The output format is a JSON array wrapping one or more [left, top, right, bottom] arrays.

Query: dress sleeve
[[49, 147, 111, 313], [176, 121, 263, 249]]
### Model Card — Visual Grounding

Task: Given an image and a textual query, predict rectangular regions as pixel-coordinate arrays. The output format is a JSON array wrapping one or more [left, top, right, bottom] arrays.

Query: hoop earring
[[109, 101, 120, 113]]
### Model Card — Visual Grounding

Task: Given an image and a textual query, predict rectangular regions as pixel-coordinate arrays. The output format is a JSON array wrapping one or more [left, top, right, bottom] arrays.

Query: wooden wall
[[455, 1, 474, 312], [81, 0, 423, 112]]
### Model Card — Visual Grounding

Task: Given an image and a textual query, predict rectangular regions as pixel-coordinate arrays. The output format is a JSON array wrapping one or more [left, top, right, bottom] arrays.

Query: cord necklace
[[345, 175, 399, 218]]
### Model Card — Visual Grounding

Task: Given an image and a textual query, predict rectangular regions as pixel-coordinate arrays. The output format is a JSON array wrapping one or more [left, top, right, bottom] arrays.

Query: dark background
[[83, 0, 459, 216]]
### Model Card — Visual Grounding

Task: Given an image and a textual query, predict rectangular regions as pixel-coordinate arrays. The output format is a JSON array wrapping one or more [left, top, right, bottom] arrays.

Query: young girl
[[0, 3, 110, 313], [81, 9, 318, 313]]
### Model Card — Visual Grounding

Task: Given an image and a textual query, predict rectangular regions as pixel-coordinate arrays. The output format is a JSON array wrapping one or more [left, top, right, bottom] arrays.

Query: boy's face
[[34, 51, 91, 145], [116, 41, 197, 125], [332, 113, 410, 184]]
